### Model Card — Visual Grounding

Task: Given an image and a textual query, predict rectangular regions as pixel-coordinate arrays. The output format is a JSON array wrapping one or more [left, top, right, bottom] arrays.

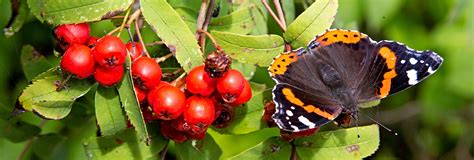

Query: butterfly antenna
[[362, 113, 398, 136]]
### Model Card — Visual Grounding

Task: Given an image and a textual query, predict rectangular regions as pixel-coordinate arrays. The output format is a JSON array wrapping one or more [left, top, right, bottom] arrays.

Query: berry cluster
[[158, 54, 252, 143], [56, 23, 143, 87]]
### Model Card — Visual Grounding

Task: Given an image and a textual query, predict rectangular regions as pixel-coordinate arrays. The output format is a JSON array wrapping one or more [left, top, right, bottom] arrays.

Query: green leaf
[[212, 83, 267, 134], [249, 1, 268, 35], [0, 119, 41, 143], [31, 67, 60, 82], [227, 136, 292, 160], [212, 31, 285, 67], [18, 75, 93, 119], [141, 0, 203, 73], [210, 7, 255, 34], [294, 124, 380, 159], [20, 45, 52, 81], [83, 128, 168, 159], [231, 61, 256, 80], [27, 0, 133, 25], [0, 0, 12, 28], [281, 0, 296, 25], [283, 0, 338, 48], [95, 86, 127, 136], [116, 57, 149, 144], [175, 134, 222, 160], [31, 133, 66, 160], [4, 0, 29, 37]]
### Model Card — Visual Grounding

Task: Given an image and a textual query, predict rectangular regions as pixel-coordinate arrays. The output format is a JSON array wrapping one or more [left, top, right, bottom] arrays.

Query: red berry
[[125, 42, 143, 61], [184, 96, 215, 131], [216, 69, 245, 103], [60, 44, 95, 79], [86, 36, 98, 48], [134, 86, 147, 103], [147, 81, 169, 105], [94, 65, 124, 87], [141, 106, 155, 124], [160, 121, 188, 143], [92, 36, 127, 68], [231, 80, 252, 106], [132, 57, 162, 90], [186, 65, 216, 96], [171, 116, 190, 132], [212, 104, 234, 128], [54, 23, 90, 45], [187, 129, 207, 140], [151, 85, 186, 120]]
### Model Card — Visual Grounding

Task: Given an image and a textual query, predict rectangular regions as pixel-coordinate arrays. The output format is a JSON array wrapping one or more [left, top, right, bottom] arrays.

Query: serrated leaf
[[283, 0, 338, 48], [95, 86, 127, 136], [31, 67, 60, 82], [212, 31, 284, 67], [141, 0, 203, 73], [20, 45, 51, 81], [18, 75, 93, 119], [227, 136, 291, 160], [294, 124, 380, 159], [31, 133, 66, 160], [213, 83, 267, 134], [116, 57, 149, 144], [175, 133, 222, 160], [28, 0, 133, 25], [210, 7, 255, 34], [83, 127, 168, 159], [0, 119, 41, 143], [4, 0, 29, 37]]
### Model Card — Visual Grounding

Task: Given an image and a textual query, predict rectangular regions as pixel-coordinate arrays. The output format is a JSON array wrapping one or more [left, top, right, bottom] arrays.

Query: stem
[[17, 120, 47, 160], [156, 52, 175, 63], [198, 0, 215, 53], [145, 41, 164, 47], [290, 143, 297, 160], [273, 0, 287, 30], [135, 17, 150, 57], [117, 8, 132, 37], [126, 9, 142, 27], [197, 29, 220, 51], [171, 73, 187, 89], [261, 0, 286, 32], [159, 142, 169, 160], [195, 0, 209, 39], [56, 74, 72, 91], [107, 27, 121, 36]]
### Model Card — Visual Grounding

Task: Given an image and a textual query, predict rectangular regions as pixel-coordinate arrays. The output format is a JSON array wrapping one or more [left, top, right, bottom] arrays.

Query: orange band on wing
[[281, 88, 336, 120], [269, 52, 298, 77], [378, 47, 398, 98], [314, 29, 368, 47]]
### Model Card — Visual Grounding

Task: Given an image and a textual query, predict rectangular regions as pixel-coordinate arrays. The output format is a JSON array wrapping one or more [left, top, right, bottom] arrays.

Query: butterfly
[[268, 29, 443, 132]]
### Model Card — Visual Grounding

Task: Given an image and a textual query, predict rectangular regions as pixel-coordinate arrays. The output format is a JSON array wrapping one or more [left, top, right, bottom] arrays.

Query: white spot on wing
[[427, 67, 435, 74], [401, 60, 406, 64], [420, 60, 424, 63], [290, 106, 295, 110], [298, 116, 316, 128], [409, 58, 418, 65], [406, 69, 419, 85], [291, 125, 299, 131], [286, 116, 290, 120], [286, 110, 293, 116]]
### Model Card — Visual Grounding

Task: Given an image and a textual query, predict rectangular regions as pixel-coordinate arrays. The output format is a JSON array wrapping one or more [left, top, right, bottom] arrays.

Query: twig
[[171, 73, 187, 89], [56, 74, 72, 91], [117, 8, 132, 37], [273, 0, 287, 30], [109, 16, 125, 19], [195, 0, 209, 39], [107, 27, 121, 36], [145, 41, 164, 46], [197, 29, 220, 51], [126, 9, 142, 27], [17, 120, 47, 160], [159, 142, 169, 160], [261, 0, 286, 32], [135, 17, 150, 57], [198, 0, 216, 53], [156, 52, 175, 63], [290, 143, 297, 160]]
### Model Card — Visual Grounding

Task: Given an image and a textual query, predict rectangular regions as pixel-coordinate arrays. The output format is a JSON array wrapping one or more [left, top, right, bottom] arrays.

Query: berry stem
[[273, 0, 287, 30], [171, 72, 186, 89], [145, 41, 164, 46], [159, 142, 169, 160], [117, 8, 132, 37], [156, 52, 175, 63], [107, 27, 121, 36], [56, 74, 72, 91], [261, 0, 287, 32], [135, 17, 151, 57], [195, 0, 209, 39], [197, 29, 221, 51]]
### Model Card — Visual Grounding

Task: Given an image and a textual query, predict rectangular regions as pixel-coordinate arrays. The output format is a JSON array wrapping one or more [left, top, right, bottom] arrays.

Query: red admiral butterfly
[[269, 29, 443, 132]]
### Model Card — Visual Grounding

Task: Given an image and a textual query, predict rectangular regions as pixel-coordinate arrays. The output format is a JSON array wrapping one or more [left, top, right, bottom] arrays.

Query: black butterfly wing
[[356, 41, 444, 102], [272, 83, 342, 132]]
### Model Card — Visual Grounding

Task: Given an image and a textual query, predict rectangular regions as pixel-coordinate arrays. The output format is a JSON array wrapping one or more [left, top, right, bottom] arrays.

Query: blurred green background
[[0, 0, 472, 159]]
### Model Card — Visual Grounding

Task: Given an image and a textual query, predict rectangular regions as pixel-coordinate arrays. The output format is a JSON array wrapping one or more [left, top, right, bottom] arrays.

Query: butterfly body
[[269, 29, 443, 132]]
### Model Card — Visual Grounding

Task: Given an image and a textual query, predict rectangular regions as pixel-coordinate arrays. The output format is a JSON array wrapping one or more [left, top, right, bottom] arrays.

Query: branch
[[195, 0, 209, 39], [261, 0, 286, 32], [273, 0, 287, 29]]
